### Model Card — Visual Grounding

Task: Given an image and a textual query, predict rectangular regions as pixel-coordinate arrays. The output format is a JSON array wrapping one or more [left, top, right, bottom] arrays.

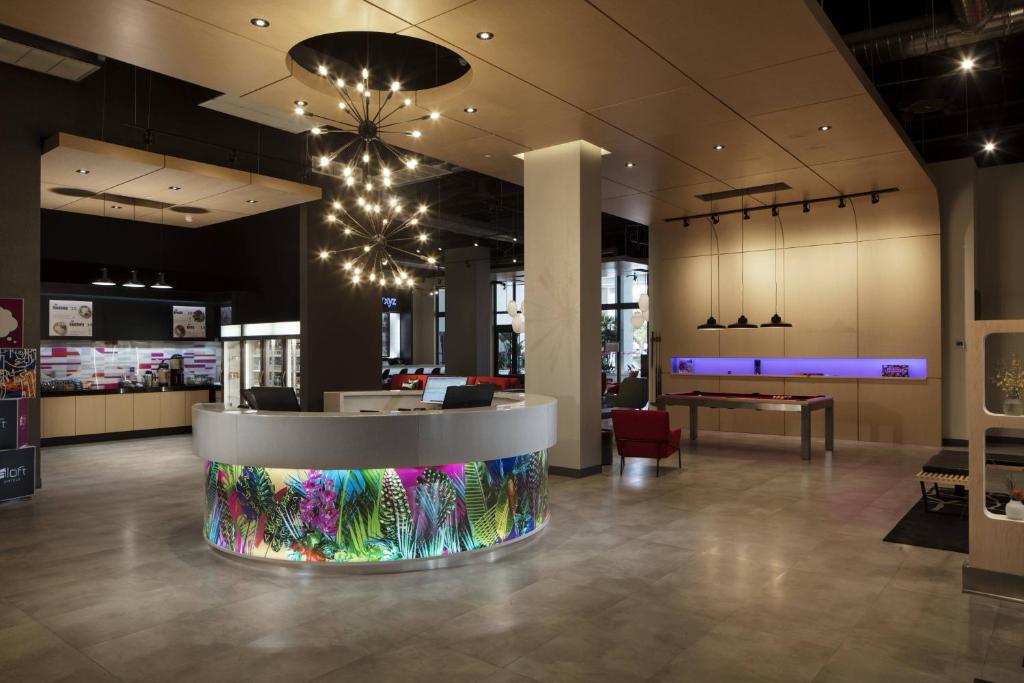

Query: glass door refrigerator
[[221, 322, 300, 407]]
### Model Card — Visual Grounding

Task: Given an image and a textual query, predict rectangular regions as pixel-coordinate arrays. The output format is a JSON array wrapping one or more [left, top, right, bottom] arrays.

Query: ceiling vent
[[0, 27, 102, 82], [695, 182, 791, 202]]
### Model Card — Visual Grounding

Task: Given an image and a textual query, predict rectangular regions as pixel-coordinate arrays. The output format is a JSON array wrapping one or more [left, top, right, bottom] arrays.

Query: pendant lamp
[[151, 272, 173, 289], [697, 217, 725, 330], [92, 267, 115, 286], [761, 205, 793, 328], [123, 269, 145, 288], [728, 206, 757, 329]]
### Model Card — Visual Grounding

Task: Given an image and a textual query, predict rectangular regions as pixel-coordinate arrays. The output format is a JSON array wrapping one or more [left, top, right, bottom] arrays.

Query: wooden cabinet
[[159, 391, 186, 428], [41, 397, 76, 438], [74, 395, 106, 435], [183, 389, 209, 426], [133, 393, 161, 431], [105, 394, 134, 433]]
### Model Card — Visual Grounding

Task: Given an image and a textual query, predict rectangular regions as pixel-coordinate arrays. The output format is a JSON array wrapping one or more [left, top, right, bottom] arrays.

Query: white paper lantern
[[630, 309, 644, 329], [507, 300, 518, 316], [638, 292, 650, 313], [511, 313, 525, 334]]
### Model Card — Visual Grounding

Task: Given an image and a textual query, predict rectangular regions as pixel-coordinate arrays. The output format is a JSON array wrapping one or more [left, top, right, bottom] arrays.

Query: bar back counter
[[192, 391, 557, 569]]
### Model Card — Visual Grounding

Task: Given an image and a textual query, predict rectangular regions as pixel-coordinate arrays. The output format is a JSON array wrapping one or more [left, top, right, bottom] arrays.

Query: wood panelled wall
[[652, 185, 942, 446]]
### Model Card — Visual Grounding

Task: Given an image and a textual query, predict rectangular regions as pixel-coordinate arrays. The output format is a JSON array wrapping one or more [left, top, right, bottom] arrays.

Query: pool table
[[654, 391, 834, 460]]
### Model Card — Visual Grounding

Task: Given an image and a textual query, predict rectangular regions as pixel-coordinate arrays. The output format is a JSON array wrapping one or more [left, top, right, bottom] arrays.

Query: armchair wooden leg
[[678, 448, 682, 469], [620, 456, 625, 475], [656, 459, 660, 477]]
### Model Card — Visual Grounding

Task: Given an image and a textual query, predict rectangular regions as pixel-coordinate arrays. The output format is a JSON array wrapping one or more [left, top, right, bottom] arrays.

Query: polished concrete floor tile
[[0, 433, 1020, 681]]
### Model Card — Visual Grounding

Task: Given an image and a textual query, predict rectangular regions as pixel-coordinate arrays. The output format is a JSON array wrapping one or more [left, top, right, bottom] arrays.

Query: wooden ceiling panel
[[587, 0, 838, 82], [0, 0, 288, 94], [590, 85, 739, 135], [416, 0, 692, 111], [369, 0, 475, 25], [706, 51, 863, 118], [194, 173, 322, 214], [650, 181, 743, 215], [651, 118, 803, 181], [810, 150, 933, 195], [41, 133, 163, 193], [750, 95, 906, 167], [415, 134, 527, 185], [109, 157, 250, 206], [602, 179, 641, 200]]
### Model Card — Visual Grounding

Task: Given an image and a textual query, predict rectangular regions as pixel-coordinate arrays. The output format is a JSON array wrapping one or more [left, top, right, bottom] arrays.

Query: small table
[[655, 391, 834, 461]]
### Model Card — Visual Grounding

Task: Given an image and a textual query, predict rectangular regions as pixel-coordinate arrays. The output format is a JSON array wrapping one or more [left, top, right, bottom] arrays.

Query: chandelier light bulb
[[338, 102, 347, 110], [418, 233, 427, 241], [357, 197, 366, 206], [351, 275, 360, 284], [368, 273, 376, 282], [336, 78, 345, 88], [411, 130, 422, 138], [318, 250, 330, 260], [418, 205, 428, 214], [364, 90, 371, 98], [346, 177, 355, 186], [343, 262, 353, 270], [429, 111, 440, 120], [332, 200, 342, 210], [382, 167, 391, 177], [294, 106, 305, 115], [383, 178, 392, 187], [365, 182, 374, 191], [403, 98, 412, 107], [311, 127, 322, 135], [389, 196, 398, 207], [372, 205, 381, 213], [326, 214, 337, 222], [342, 167, 352, 177], [318, 155, 330, 167], [427, 256, 437, 264], [410, 218, 419, 225], [391, 81, 401, 92], [362, 153, 370, 163], [356, 82, 365, 93], [317, 65, 328, 76], [361, 68, 369, 79], [344, 227, 352, 235]]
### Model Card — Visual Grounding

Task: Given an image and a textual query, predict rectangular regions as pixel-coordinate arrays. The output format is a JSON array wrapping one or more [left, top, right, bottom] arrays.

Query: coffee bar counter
[[41, 385, 220, 443], [192, 390, 557, 569]]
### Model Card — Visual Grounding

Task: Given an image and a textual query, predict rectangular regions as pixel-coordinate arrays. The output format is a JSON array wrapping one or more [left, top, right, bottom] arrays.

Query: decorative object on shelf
[[202, 451, 548, 563], [882, 364, 910, 378], [993, 355, 1024, 416], [697, 217, 725, 330], [1006, 478, 1024, 521]]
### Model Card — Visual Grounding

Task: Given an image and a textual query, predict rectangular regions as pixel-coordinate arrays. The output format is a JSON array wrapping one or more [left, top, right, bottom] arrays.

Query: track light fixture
[[667, 188, 898, 224], [838, 196, 846, 209], [742, 209, 750, 220], [871, 192, 879, 204], [771, 206, 779, 217], [711, 214, 720, 225], [683, 217, 690, 227], [802, 201, 810, 213]]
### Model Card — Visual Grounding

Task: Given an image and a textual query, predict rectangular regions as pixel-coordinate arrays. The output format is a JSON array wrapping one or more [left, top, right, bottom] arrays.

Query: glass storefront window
[[601, 275, 617, 305], [619, 309, 648, 377]]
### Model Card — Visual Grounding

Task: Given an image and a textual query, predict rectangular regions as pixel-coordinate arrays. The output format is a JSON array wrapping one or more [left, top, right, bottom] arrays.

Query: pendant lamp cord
[[739, 200, 745, 316]]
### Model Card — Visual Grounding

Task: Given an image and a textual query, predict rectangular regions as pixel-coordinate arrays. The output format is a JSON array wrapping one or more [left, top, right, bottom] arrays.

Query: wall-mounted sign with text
[[172, 306, 207, 339], [48, 299, 93, 337], [0, 446, 35, 501], [382, 296, 398, 309], [0, 298, 24, 348]]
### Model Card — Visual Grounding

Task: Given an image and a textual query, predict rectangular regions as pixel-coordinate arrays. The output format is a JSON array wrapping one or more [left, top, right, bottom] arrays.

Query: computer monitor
[[421, 376, 468, 403], [441, 383, 496, 410]]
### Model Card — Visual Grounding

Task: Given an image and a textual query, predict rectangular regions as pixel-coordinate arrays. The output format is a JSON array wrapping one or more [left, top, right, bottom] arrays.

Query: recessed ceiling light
[[185, 216, 193, 223], [464, 106, 477, 113], [960, 56, 976, 72], [476, 31, 494, 40], [245, 199, 258, 204], [484, 153, 492, 158], [75, 168, 89, 174], [713, 144, 725, 151], [168, 185, 181, 191], [625, 161, 636, 168], [250, 17, 270, 28], [818, 124, 832, 132], [294, 99, 307, 107], [111, 205, 123, 210], [984, 141, 996, 152], [474, 242, 479, 247]]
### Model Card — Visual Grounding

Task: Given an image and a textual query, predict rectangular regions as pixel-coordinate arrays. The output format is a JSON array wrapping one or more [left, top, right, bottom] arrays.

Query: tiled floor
[[1, 433, 1022, 682]]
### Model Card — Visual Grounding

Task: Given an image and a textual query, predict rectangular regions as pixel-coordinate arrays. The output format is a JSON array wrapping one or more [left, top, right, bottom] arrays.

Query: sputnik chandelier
[[299, 65, 444, 287]]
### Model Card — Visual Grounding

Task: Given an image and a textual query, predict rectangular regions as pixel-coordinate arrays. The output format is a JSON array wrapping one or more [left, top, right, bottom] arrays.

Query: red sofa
[[387, 374, 521, 391]]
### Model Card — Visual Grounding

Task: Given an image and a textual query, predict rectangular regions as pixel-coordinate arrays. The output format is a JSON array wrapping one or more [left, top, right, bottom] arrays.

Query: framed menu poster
[[172, 306, 207, 338], [49, 299, 93, 337], [0, 298, 23, 348]]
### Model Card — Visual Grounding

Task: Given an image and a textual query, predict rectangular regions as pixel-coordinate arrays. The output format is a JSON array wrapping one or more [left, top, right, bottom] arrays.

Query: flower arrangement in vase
[[1007, 478, 1024, 521], [993, 355, 1024, 416]]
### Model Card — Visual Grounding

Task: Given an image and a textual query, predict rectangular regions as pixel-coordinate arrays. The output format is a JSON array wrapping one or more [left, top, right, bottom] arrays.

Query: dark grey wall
[[443, 246, 491, 376], [299, 206, 381, 410]]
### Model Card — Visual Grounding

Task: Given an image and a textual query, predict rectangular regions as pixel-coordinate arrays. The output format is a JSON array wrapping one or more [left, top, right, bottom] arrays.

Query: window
[[602, 266, 649, 385], [435, 287, 446, 365], [493, 279, 524, 377]]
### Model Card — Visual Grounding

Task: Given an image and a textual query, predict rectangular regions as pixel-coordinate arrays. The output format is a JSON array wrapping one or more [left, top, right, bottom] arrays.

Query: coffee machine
[[169, 354, 185, 386]]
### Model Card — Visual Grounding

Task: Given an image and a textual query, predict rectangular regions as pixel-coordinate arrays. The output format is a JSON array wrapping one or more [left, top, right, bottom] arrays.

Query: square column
[[524, 141, 603, 476], [443, 246, 491, 376]]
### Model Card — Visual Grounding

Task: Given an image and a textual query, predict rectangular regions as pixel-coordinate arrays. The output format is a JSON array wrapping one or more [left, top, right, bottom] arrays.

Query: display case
[[222, 322, 300, 407]]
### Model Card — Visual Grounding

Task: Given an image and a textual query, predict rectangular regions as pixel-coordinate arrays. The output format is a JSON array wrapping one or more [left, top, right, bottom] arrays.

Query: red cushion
[[389, 374, 429, 390]]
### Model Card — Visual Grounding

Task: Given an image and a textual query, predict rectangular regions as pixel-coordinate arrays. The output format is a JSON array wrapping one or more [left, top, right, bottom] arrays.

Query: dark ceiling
[[821, 0, 1024, 167]]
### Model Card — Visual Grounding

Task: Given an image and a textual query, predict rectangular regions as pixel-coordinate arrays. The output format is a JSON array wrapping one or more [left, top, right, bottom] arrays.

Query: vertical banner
[[49, 300, 93, 337], [0, 349, 37, 398], [0, 398, 28, 450], [173, 306, 207, 338], [0, 446, 35, 501], [0, 298, 23, 348]]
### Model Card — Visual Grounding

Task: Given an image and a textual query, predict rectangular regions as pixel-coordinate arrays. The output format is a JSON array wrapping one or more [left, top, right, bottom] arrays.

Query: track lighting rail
[[664, 187, 899, 225]]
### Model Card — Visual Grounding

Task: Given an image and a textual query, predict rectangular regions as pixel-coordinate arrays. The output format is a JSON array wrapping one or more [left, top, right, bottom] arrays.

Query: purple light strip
[[670, 357, 927, 379]]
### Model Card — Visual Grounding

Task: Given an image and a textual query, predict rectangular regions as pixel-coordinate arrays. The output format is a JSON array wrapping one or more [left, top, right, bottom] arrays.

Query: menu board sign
[[0, 446, 35, 501], [0, 298, 23, 348], [173, 306, 207, 338], [49, 299, 93, 337]]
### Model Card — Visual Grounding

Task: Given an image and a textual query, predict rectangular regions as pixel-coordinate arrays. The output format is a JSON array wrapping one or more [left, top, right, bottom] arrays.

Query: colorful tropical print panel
[[203, 451, 549, 563]]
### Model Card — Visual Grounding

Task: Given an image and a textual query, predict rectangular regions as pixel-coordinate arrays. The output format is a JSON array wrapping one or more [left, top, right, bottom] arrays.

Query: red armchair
[[611, 409, 682, 477]]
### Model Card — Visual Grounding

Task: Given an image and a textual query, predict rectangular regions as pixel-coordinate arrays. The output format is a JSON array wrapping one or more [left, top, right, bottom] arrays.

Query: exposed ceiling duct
[[845, 0, 1024, 65], [0, 25, 102, 81]]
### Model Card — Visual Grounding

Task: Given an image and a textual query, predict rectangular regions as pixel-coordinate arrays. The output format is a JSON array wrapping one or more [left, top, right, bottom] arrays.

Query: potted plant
[[1007, 478, 1024, 521], [993, 355, 1024, 416]]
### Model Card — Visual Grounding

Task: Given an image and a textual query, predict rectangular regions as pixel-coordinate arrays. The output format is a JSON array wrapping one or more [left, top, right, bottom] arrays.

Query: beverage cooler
[[221, 321, 300, 408]]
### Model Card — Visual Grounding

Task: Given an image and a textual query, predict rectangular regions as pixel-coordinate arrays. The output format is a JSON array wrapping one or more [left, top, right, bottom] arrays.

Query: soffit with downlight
[[41, 133, 322, 228], [1, 0, 933, 227]]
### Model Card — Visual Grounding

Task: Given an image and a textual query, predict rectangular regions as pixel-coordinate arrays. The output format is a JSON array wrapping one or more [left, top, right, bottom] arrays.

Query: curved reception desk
[[192, 391, 556, 568]]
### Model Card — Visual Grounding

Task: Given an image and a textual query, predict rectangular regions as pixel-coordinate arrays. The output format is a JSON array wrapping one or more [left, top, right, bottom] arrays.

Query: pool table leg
[[689, 405, 698, 441], [800, 406, 811, 461], [824, 405, 834, 456]]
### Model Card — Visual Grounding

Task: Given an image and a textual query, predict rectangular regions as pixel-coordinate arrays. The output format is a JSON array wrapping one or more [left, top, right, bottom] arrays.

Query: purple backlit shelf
[[669, 357, 927, 381]]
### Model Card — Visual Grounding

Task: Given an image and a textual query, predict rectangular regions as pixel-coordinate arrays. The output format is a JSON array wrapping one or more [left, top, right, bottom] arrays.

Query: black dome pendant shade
[[728, 314, 757, 329], [697, 316, 725, 330], [761, 313, 792, 328]]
